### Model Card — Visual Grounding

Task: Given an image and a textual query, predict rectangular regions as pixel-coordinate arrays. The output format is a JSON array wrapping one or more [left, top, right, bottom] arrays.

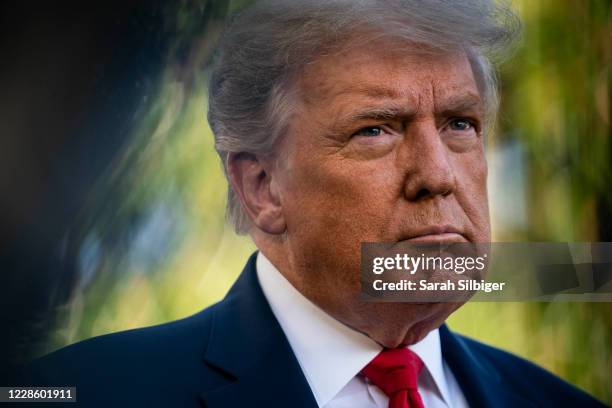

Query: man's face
[[272, 40, 491, 346]]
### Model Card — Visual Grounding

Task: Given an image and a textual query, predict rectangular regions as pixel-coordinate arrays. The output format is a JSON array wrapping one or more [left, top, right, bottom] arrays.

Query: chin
[[373, 302, 463, 349]]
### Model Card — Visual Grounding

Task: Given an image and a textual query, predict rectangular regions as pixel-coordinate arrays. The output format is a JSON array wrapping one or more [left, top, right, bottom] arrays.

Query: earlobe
[[227, 152, 286, 235]]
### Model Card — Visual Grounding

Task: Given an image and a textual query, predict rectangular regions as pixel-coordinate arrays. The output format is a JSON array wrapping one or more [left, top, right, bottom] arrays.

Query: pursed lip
[[400, 225, 468, 243]]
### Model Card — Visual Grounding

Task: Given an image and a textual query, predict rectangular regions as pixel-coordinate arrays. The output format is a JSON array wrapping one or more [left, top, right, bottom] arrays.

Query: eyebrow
[[436, 94, 484, 116], [347, 105, 418, 122], [339, 93, 484, 125]]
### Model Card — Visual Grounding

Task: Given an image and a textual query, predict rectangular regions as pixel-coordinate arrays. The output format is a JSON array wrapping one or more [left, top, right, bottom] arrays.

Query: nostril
[[414, 188, 431, 200]]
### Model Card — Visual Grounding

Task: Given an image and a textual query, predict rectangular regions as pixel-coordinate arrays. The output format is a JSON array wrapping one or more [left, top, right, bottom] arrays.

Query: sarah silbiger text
[[372, 279, 506, 293]]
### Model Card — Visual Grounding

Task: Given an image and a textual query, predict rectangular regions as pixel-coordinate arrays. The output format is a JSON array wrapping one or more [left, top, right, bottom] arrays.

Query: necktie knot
[[362, 348, 424, 408]]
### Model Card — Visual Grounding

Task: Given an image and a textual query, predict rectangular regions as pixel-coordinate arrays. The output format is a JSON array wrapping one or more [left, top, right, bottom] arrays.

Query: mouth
[[400, 226, 468, 244]]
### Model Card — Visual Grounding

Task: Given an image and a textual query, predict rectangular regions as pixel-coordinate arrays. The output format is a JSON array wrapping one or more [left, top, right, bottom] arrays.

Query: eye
[[448, 118, 475, 132], [353, 126, 384, 137]]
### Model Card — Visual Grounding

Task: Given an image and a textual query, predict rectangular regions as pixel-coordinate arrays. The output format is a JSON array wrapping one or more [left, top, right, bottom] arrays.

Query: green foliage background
[[46, 0, 611, 403]]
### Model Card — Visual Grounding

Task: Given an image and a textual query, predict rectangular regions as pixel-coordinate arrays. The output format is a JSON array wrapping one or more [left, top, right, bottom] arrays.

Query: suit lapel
[[200, 253, 532, 407], [439, 325, 535, 408], [199, 252, 318, 408]]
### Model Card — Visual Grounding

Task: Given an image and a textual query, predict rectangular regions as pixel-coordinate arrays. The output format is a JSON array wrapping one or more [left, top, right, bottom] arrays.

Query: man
[[26, 0, 605, 407]]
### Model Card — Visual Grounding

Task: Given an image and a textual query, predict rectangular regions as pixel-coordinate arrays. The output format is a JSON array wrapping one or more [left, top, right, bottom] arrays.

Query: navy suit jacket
[[25, 252, 605, 407]]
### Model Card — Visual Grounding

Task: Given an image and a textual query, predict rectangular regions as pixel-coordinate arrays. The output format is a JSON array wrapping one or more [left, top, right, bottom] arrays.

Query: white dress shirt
[[256, 252, 470, 408]]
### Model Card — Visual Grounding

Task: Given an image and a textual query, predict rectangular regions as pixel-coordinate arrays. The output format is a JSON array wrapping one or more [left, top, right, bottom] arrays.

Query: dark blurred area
[[0, 0, 226, 382]]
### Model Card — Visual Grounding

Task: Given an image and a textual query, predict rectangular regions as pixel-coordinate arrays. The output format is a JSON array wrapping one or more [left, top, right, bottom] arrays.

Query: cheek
[[279, 151, 403, 289], [466, 151, 488, 192], [284, 154, 399, 239], [452, 151, 490, 237]]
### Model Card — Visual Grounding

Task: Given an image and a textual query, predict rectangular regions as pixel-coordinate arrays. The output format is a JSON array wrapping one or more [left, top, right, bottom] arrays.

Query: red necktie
[[362, 348, 425, 408]]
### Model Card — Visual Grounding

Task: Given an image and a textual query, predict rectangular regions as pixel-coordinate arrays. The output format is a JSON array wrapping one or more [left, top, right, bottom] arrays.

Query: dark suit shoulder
[[23, 302, 223, 407], [32, 302, 216, 370], [456, 333, 606, 407]]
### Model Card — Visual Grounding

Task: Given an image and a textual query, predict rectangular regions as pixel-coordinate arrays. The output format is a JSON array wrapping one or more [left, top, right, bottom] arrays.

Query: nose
[[401, 121, 456, 201]]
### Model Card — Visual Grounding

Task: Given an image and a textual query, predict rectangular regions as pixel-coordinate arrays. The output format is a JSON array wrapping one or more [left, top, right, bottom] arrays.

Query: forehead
[[297, 40, 480, 110]]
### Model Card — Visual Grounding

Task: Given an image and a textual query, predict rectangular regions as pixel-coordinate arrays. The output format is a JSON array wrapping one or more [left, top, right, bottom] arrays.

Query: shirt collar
[[256, 252, 451, 407]]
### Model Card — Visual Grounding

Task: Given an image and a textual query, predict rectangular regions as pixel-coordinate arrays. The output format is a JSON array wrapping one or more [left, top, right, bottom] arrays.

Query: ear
[[227, 152, 286, 235]]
